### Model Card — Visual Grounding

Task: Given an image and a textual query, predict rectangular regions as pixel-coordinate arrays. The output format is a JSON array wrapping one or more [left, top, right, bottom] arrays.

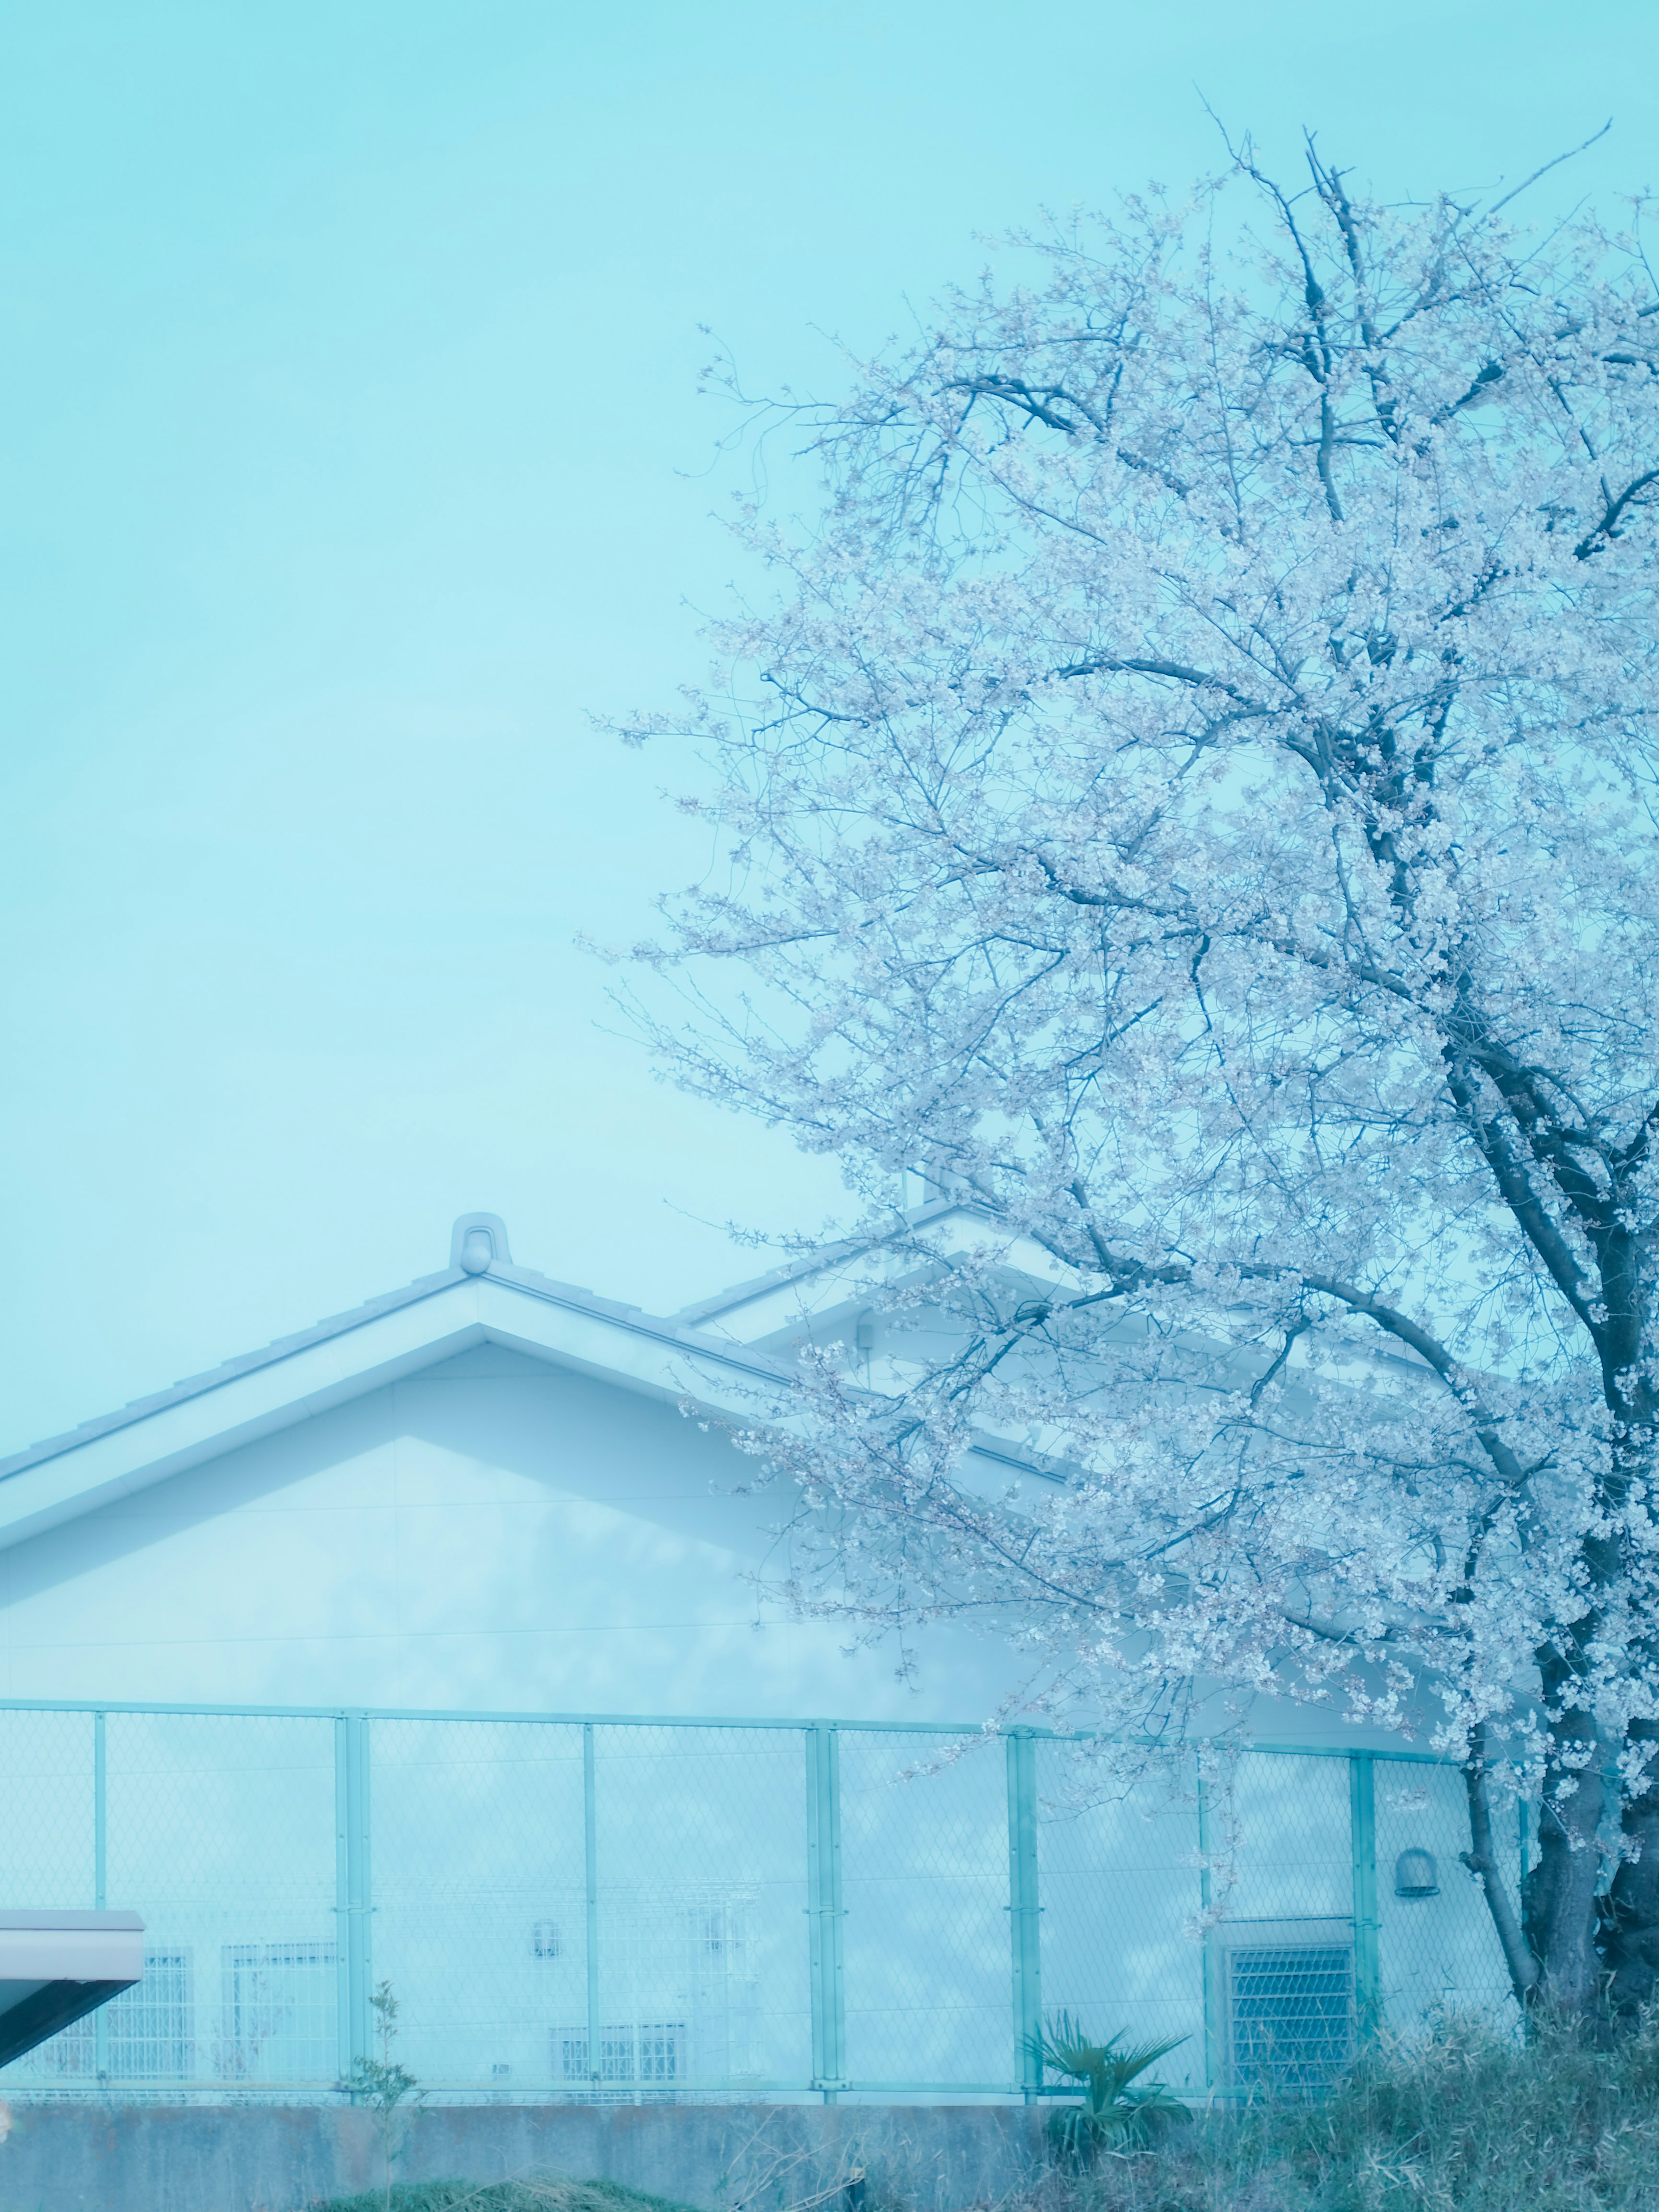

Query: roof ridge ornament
[[450, 1214, 512, 1275]]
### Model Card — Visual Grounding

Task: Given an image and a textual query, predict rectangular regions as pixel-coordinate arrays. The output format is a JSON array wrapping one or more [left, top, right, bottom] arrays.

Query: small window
[[107, 1948, 195, 2080], [219, 1941, 336, 2083], [635, 2022, 681, 2082], [599, 2026, 636, 2082], [1228, 1941, 1354, 2093], [24, 2010, 94, 2079], [694, 1904, 726, 1956], [557, 2021, 685, 2084]]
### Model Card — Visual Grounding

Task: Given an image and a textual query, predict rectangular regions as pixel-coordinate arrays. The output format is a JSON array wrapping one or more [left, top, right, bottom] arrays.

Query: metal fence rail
[[0, 1701, 1522, 2103]]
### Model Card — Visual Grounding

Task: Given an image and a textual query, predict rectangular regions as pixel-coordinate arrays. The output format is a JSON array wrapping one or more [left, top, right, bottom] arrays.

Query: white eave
[[677, 1198, 1080, 1346], [0, 1262, 797, 1557], [0, 1202, 1090, 1557]]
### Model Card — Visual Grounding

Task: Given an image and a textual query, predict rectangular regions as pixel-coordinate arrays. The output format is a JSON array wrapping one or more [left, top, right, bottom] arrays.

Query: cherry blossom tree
[[623, 140, 1659, 2018]]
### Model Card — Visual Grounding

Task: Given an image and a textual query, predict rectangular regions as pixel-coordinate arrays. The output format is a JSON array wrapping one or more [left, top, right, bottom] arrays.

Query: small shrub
[[348, 1981, 424, 2212], [1029, 2012, 1192, 2163]]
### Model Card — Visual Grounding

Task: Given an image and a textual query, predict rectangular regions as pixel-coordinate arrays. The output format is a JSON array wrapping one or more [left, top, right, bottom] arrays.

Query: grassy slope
[[318, 2018, 1659, 2212], [1034, 2014, 1659, 2212]]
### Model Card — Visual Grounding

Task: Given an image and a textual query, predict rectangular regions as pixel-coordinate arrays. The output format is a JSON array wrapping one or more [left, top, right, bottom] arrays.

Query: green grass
[[314, 2180, 705, 2212], [1027, 2011, 1659, 2212]]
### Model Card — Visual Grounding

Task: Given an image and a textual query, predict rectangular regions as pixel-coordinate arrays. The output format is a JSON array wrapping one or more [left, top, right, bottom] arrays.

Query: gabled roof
[[674, 1197, 1070, 1347], [0, 1214, 796, 1556], [2, 1204, 1201, 1560]]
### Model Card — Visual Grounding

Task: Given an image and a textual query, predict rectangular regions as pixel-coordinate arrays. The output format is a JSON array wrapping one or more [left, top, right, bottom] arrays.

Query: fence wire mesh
[[0, 1705, 1521, 2103], [371, 1718, 588, 2096], [1374, 1757, 1521, 2025], [1034, 1743, 1207, 2096], [839, 1730, 1011, 2090]]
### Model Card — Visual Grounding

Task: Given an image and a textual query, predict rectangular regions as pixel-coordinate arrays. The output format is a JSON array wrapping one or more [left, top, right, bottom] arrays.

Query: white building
[[0, 1210, 1020, 1722], [0, 1213, 1516, 2102]]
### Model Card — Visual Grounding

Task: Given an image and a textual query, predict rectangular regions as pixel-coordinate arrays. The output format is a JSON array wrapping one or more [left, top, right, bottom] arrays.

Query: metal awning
[[0, 1911, 144, 2068]]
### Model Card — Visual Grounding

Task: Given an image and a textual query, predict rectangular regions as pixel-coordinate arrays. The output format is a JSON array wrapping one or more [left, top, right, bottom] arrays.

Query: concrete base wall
[[0, 2101, 1047, 2212]]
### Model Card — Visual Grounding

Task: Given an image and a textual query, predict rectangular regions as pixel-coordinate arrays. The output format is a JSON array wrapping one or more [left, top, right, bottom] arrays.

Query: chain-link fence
[[0, 1701, 1521, 2102]]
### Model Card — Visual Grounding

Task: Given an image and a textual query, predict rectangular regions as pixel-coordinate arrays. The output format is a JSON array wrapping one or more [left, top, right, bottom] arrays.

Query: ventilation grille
[[1229, 1942, 1354, 2092]]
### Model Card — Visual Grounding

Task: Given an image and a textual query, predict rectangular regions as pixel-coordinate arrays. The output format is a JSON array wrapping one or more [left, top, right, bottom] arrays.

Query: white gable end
[[0, 1271, 776, 1554], [0, 1246, 1014, 1723]]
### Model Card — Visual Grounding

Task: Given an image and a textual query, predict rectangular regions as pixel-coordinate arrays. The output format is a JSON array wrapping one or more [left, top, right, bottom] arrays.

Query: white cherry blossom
[[622, 147, 1659, 2017]]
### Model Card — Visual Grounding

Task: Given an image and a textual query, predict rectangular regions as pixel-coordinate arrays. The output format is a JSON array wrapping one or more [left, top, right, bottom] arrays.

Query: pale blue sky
[[3, 1, 1653, 1451]]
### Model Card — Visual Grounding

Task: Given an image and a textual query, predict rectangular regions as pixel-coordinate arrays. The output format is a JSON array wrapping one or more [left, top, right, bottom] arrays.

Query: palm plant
[[1028, 2012, 1192, 2161]]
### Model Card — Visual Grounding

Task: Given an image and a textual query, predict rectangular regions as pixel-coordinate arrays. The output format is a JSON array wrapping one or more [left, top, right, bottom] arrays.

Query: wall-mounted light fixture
[[1394, 1848, 1440, 1898]]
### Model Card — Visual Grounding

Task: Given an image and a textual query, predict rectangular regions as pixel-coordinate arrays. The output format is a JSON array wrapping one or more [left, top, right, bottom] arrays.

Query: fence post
[[1349, 1752, 1380, 2040], [335, 1713, 373, 2091], [1196, 1760, 1217, 2090], [1006, 1730, 1042, 2099], [805, 1723, 846, 2099], [583, 1723, 602, 2088], [93, 1712, 108, 2082]]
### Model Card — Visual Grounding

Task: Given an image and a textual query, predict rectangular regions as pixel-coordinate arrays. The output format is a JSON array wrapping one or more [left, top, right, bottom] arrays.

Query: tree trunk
[[1600, 1384, 1659, 2013], [1460, 1742, 1540, 2009], [1520, 1684, 1609, 2016], [1604, 1731, 1659, 2013]]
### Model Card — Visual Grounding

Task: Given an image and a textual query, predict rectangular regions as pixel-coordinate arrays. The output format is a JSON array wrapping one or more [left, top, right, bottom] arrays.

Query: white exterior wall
[[0, 1238, 1524, 2100], [0, 1343, 1009, 1723]]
